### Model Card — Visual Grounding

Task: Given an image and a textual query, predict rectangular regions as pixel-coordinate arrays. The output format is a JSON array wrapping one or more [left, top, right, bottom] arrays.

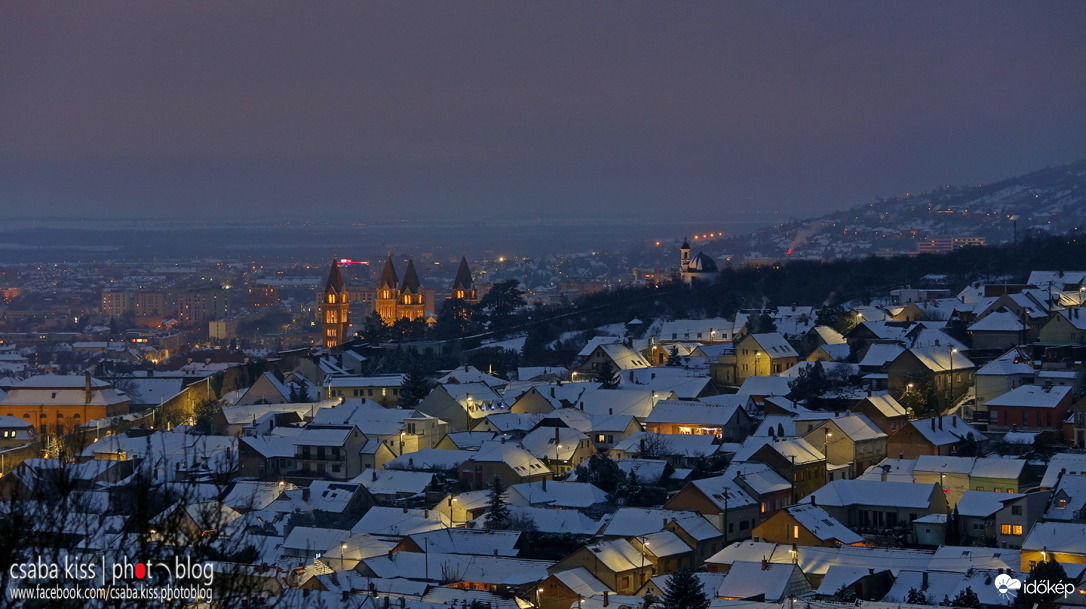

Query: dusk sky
[[2, 2, 1085, 224]]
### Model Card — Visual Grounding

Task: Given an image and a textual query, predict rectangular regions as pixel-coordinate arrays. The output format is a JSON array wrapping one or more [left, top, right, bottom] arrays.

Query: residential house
[[751, 503, 864, 547], [967, 311, 1031, 351], [851, 394, 909, 435], [738, 437, 827, 501], [887, 415, 985, 459], [506, 480, 609, 512], [974, 348, 1036, 415], [576, 343, 651, 375], [734, 333, 800, 383], [885, 347, 975, 412], [520, 426, 597, 475], [664, 475, 760, 545], [643, 398, 752, 441], [415, 383, 504, 432], [0, 373, 130, 434], [458, 440, 551, 490], [801, 414, 887, 478], [550, 538, 655, 595], [291, 426, 366, 480], [955, 490, 1024, 543], [970, 457, 1035, 493], [716, 560, 812, 602], [324, 375, 406, 408], [994, 490, 1051, 549], [913, 455, 974, 506], [1021, 521, 1086, 572], [1039, 308, 1086, 344], [986, 383, 1073, 441], [803, 480, 949, 530]]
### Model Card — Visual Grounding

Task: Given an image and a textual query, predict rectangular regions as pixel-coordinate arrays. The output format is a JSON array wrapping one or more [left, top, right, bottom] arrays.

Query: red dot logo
[[135, 563, 147, 579]]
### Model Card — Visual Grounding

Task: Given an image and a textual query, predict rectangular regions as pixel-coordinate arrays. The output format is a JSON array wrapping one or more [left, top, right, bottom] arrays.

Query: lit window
[[1012, 525, 1023, 535], [793, 525, 799, 538]]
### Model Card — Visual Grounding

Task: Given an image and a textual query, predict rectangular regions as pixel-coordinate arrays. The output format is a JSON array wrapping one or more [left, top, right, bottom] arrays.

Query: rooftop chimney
[[938, 417, 943, 430], [952, 417, 957, 427], [761, 558, 769, 570], [604, 591, 610, 607]]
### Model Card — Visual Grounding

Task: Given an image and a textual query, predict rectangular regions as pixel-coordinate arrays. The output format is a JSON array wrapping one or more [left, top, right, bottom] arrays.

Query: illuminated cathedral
[[320, 254, 478, 348]]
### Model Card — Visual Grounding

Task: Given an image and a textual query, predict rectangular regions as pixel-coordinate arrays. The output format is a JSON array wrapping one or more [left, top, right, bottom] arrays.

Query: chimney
[[402, 506, 408, 514], [342, 591, 350, 602], [383, 596, 390, 609], [761, 558, 768, 570], [400, 597, 406, 609], [604, 591, 610, 607], [542, 476, 547, 491], [84, 371, 92, 405], [811, 495, 816, 506], [550, 388, 555, 398], [931, 418, 936, 431], [302, 488, 310, 502], [372, 469, 378, 482], [424, 509, 429, 518], [952, 417, 957, 427], [938, 417, 943, 430]]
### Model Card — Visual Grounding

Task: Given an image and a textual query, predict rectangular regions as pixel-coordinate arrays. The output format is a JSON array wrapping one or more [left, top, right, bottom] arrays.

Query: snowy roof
[[222, 480, 293, 512], [594, 343, 651, 370], [1022, 521, 1086, 554], [785, 503, 863, 544], [970, 457, 1027, 479], [968, 310, 1027, 332], [550, 567, 609, 597], [906, 346, 975, 373], [726, 462, 791, 496], [483, 505, 603, 535], [686, 475, 758, 511], [613, 432, 720, 458], [857, 343, 905, 369], [804, 480, 937, 509], [976, 347, 1035, 376], [520, 425, 590, 461], [733, 436, 824, 465], [985, 384, 1071, 409], [384, 449, 473, 471], [717, 561, 808, 601], [749, 333, 799, 358], [363, 551, 550, 585], [507, 480, 609, 508], [309, 401, 415, 435], [858, 459, 917, 482], [859, 394, 907, 418], [642, 529, 692, 557], [600, 507, 716, 538], [1041, 453, 1086, 488], [956, 490, 1024, 518], [572, 387, 659, 418], [1045, 473, 1086, 521], [469, 440, 550, 477], [408, 528, 521, 556], [438, 365, 507, 388], [644, 399, 743, 426], [735, 376, 793, 397], [353, 469, 435, 496], [753, 415, 795, 438], [350, 506, 450, 536], [815, 565, 890, 596], [827, 414, 886, 442], [908, 416, 982, 447], [812, 326, 847, 345], [579, 538, 645, 572], [914, 455, 975, 475]]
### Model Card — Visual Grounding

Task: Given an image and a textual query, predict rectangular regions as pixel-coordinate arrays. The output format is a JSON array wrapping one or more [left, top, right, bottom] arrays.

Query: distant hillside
[[706, 160, 1086, 261]]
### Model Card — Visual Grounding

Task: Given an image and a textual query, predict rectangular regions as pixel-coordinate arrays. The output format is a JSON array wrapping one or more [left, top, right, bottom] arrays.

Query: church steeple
[[397, 257, 425, 322], [321, 258, 350, 348], [451, 255, 477, 302], [378, 254, 399, 293], [401, 257, 421, 295]]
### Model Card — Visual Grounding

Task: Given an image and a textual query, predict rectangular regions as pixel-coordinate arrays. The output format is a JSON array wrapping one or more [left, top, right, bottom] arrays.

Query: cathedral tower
[[450, 255, 477, 303], [375, 254, 400, 322], [321, 258, 350, 348], [398, 257, 426, 322]]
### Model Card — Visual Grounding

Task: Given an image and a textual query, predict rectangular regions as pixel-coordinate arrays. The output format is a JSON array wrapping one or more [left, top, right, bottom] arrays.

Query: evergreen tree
[[666, 346, 682, 367], [398, 367, 435, 408], [832, 583, 858, 603], [360, 310, 387, 345], [661, 567, 708, 609], [1015, 560, 1072, 607], [947, 587, 980, 608], [944, 505, 961, 545], [787, 363, 829, 403], [574, 455, 625, 493], [594, 360, 621, 389], [483, 476, 512, 530], [907, 588, 932, 605]]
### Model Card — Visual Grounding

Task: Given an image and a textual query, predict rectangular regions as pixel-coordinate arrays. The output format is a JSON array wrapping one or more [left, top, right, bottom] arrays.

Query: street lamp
[[823, 429, 833, 466], [948, 347, 958, 414], [754, 351, 762, 377], [537, 588, 544, 609]]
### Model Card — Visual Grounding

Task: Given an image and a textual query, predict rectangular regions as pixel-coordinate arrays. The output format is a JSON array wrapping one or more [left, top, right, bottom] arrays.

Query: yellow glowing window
[[793, 525, 799, 538], [1012, 525, 1023, 535], [1000, 524, 1011, 535]]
